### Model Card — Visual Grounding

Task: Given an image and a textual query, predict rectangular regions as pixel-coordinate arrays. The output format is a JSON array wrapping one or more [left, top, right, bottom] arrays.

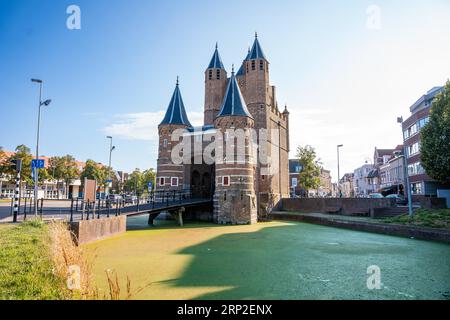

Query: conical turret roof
[[216, 68, 253, 119], [160, 79, 192, 127]]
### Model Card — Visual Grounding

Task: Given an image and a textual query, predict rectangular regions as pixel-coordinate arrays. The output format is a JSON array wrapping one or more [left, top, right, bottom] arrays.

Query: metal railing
[[7, 187, 212, 222]]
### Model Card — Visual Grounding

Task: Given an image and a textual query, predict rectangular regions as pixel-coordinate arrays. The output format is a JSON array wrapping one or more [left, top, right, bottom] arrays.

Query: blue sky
[[1, 0, 449, 181]]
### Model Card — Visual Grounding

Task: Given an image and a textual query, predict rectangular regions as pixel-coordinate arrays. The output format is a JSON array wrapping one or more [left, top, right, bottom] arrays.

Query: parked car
[[108, 194, 123, 202], [369, 193, 384, 199], [385, 194, 408, 205], [124, 195, 138, 204]]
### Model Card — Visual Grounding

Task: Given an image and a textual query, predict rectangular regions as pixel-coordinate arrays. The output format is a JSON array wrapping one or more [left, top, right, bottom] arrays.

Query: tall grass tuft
[[48, 220, 150, 300], [48, 220, 98, 299]]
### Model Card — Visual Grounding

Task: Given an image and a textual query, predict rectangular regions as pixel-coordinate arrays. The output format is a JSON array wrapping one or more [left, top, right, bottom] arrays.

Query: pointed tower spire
[[207, 43, 225, 69], [236, 47, 251, 76], [160, 79, 192, 127], [249, 33, 267, 61], [216, 66, 253, 119]]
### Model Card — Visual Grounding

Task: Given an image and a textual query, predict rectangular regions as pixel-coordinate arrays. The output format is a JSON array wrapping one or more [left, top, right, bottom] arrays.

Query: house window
[[407, 143, 420, 157], [171, 177, 179, 187], [223, 176, 230, 186], [159, 177, 165, 186], [411, 182, 423, 195]]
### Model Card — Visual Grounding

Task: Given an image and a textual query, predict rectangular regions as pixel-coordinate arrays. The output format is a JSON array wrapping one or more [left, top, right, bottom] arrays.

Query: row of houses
[[340, 86, 447, 199], [0, 152, 129, 199], [288, 160, 333, 197]]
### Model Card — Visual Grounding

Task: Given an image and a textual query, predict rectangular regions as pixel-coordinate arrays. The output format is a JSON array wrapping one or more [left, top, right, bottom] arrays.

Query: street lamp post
[[106, 136, 115, 196], [397, 117, 413, 217], [337, 144, 343, 198], [31, 79, 51, 216]]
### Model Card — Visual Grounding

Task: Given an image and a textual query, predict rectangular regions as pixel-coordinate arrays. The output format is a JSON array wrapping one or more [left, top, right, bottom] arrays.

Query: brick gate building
[[156, 34, 290, 224]]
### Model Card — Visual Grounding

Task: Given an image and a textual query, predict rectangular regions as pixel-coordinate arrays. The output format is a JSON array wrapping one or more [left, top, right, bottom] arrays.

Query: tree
[[0, 147, 7, 174], [123, 168, 156, 195], [142, 169, 156, 193], [0, 145, 50, 187], [49, 155, 80, 196], [80, 159, 106, 184], [421, 80, 450, 184], [296, 145, 321, 196]]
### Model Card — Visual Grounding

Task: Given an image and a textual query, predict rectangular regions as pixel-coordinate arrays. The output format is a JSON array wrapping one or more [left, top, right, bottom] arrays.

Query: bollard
[[86, 201, 90, 221], [70, 198, 74, 222], [39, 198, 44, 218]]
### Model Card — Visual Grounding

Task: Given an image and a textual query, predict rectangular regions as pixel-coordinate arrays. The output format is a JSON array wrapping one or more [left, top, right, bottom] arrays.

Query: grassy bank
[[383, 209, 450, 229], [0, 221, 70, 300]]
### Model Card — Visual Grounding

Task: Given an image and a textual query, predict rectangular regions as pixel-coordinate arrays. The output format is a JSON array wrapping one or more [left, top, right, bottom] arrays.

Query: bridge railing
[[69, 187, 212, 222], [11, 187, 212, 222]]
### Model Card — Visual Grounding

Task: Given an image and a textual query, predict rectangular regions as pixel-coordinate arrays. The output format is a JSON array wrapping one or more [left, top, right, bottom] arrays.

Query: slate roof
[[207, 44, 225, 69], [160, 79, 192, 127], [216, 68, 253, 119]]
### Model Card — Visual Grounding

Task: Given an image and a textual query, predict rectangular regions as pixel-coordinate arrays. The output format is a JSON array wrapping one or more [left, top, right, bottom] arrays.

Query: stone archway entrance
[[185, 160, 215, 198]]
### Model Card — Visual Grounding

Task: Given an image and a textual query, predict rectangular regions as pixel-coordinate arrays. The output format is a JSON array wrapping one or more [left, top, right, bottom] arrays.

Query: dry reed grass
[[47, 220, 149, 300]]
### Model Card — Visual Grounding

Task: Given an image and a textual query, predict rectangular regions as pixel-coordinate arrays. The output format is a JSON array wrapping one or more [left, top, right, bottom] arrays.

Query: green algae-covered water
[[85, 217, 450, 300]]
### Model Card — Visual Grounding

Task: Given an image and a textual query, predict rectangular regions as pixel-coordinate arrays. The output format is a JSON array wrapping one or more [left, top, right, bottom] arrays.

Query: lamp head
[[41, 99, 52, 106], [31, 79, 43, 84]]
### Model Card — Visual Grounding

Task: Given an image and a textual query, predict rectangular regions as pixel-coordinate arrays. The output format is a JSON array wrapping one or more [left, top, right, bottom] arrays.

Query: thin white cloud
[[102, 111, 204, 141]]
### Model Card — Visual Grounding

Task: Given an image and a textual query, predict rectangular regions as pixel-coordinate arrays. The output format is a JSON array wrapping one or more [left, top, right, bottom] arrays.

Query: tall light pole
[[337, 144, 343, 198], [397, 117, 413, 217], [31, 79, 51, 216], [106, 136, 115, 196]]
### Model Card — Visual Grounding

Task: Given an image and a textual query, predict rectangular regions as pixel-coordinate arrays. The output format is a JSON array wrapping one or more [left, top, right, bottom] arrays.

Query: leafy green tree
[[0, 147, 7, 174], [296, 145, 321, 196], [421, 80, 450, 184], [142, 169, 156, 193], [124, 168, 156, 195], [0, 145, 50, 186], [80, 159, 106, 185], [49, 155, 80, 195]]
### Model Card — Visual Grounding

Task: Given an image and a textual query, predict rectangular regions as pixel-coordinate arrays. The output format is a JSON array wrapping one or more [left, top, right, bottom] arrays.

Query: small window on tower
[[260, 60, 264, 70], [216, 70, 220, 80], [251, 60, 256, 71], [163, 139, 168, 148], [223, 176, 230, 186], [208, 70, 212, 80], [159, 177, 165, 186]]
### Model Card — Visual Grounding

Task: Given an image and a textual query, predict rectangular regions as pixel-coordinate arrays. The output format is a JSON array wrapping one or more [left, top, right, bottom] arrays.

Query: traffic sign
[[31, 159, 45, 169], [106, 179, 113, 183]]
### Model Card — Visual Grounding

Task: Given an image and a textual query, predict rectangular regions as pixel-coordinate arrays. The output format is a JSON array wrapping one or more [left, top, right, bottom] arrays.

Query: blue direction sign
[[31, 159, 45, 169], [147, 182, 153, 191], [106, 179, 113, 183]]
